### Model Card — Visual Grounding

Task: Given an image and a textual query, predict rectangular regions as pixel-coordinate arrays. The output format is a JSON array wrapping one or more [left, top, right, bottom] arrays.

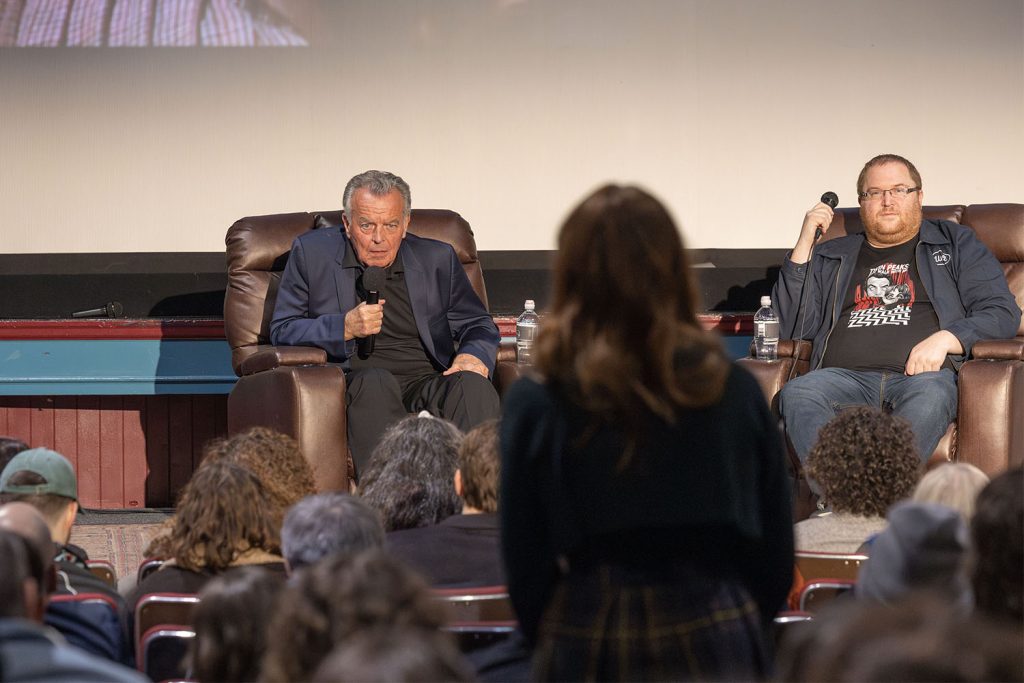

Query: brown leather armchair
[[224, 209, 517, 492], [739, 203, 1024, 501]]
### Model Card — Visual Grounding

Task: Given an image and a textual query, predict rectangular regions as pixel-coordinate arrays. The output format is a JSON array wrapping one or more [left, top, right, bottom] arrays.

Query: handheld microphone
[[71, 301, 124, 318], [357, 267, 386, 360], [814, 191, 840, 240]]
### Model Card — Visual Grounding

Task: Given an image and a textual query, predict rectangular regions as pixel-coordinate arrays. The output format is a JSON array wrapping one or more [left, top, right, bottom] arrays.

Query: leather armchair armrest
[[736, 339, 813, 412], [239, 345, 329, 376], [969, 338, 1024, 361], [493, 360, 523, 397]]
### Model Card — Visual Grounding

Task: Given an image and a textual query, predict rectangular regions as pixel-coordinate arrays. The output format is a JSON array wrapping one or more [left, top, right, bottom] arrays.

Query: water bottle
[[516, 300, 539, 365], [754, 295, 779, 361]]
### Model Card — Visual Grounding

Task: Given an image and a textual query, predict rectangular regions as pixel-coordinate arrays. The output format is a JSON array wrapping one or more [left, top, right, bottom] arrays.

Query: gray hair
[[358, 414, 463, 532], [343, 170, 412, 219], [913, 463, 990, 522], [281, 492, 385, 571]]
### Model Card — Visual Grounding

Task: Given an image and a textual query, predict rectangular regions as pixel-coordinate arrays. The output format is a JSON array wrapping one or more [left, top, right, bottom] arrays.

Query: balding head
[[0, 502, 54, 587]]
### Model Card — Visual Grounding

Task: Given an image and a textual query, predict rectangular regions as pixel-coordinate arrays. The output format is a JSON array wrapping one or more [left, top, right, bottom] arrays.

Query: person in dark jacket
[[0, 448, 132, 664], [775, 154, 1021, 470], [500, 185, 793, 681]]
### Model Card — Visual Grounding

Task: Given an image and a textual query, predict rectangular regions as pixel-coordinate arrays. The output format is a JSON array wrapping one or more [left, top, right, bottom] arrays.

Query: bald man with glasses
[[773, 154, 1020, 487]]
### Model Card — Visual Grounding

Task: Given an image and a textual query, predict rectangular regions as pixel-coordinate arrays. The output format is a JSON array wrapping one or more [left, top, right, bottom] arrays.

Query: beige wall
[[1, 0, 1021, 254]]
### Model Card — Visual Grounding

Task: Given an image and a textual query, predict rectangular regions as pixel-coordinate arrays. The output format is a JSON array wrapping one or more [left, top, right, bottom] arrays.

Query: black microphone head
[[362, 267, 386, 293], [107, 301, 124, 318], [821, 191, 839, 209]]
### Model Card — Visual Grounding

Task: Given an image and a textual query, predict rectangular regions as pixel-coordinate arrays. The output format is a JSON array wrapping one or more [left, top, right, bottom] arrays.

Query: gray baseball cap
[[0, 448, 78, 502]]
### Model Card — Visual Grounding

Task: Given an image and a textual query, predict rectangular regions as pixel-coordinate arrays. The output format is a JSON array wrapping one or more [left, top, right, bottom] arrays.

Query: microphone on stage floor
[[814, 191, 840, 240], [71, 301, 124, 318], [357, 267, 386, 360]]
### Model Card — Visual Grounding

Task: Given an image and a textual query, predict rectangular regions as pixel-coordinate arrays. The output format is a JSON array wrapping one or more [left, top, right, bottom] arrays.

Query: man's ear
[[453, 469, 463, 498], [22, 577, 43, 622]]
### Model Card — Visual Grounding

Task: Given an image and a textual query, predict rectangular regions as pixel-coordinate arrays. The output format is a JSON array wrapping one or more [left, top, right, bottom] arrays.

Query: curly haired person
[[795, 406, 922, 552]]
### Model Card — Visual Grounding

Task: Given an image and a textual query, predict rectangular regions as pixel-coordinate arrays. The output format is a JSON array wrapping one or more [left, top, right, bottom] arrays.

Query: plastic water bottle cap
[[760, 296, 771, 307], [525, 300, 535, 310]]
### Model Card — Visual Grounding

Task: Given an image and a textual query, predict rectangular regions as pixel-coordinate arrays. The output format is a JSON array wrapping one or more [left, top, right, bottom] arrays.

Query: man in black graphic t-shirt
[[773, 154, 1021, 474]]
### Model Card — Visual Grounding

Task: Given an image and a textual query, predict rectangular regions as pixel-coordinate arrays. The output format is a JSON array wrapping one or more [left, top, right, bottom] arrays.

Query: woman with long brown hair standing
[[500, 185, 793, 681]]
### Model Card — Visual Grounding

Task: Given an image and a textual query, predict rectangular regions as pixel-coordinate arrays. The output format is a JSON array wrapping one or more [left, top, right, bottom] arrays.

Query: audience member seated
[[911, 462, 989, 522], [0, 448, 132, 664], [261, 549, 460, 682], [775, 593, 1023, 682], [387, 419, 505, 587], [359, 413, 463, 531], [855, 501, 970, 611], [189, 566, 285, 683], [143, 427, 316, 562], [0, 436, 28, 473], [0, 512, 147, 682], [500, 185, 793, 681], [126, 460, 286, 627], [796, 407, 921, 552], [311, 626, 475, 683], [970, 467, 1023, 626], [281, 492, 385, 573]]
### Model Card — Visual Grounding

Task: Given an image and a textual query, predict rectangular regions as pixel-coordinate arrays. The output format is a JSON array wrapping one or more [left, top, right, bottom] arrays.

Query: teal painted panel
[[0, 340, 237, 395]]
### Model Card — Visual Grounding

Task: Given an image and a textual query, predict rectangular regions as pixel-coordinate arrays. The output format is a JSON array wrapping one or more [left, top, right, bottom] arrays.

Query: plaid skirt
[[532, 562, 770, 682]]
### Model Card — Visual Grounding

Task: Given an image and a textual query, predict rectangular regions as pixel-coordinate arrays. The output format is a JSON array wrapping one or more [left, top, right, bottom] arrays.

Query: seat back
[[431, 585, 516, 622], [135, 593, 200, 655], [960, 204, 1024, 338], [139, 626, 195, 681], [224, 209, 487, 374], [798, 579, 856, 613], [86, 559, 117, 587], [794, 551, 867, 582]]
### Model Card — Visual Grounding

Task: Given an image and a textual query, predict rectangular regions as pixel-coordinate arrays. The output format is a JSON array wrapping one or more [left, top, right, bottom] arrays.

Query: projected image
[[0, 0, 311, 46]]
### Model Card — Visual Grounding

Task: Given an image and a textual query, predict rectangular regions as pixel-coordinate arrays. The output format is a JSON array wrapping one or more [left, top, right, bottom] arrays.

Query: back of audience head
[[0, 502, 54, 609], [0, 435, 29, 474], [856, 501, 970, 610], [0, 447, 79, 544], [189, 566, 284, 683], [359, 414, 463, 531], [912, 462, 989, 521], [164, 459, 279, 571], [805, 406, 921, 516], [203, 427, 317, 520], [456, 419, 500, 514], [261, 549, 449, 682], [970, 467, 1023, 624], [311, 627, 474, 683], [776, 593, 1023, 682], [281, 492, 384, 572], [0, 528, 47, 621]]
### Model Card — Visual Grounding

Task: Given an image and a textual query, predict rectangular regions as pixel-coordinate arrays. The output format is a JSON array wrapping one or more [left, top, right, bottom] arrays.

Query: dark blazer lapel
[[334, 234, 358, 315], [400, 240, 440, 364]]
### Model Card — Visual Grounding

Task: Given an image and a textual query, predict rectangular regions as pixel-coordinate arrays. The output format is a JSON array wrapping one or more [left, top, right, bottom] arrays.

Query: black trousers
[[345, 368, 500, 479]]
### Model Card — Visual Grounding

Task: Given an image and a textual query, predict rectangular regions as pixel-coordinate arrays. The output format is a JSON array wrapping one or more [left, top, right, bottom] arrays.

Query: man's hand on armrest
[[905, 330, 963, 376]]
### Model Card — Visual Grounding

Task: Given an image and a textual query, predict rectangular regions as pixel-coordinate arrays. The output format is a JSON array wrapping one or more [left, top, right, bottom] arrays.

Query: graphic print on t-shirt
[[847, 261, 915, 328]]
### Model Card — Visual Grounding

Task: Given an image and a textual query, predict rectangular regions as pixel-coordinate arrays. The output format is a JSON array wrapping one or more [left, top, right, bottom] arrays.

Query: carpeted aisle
[[69, 509, 172, 582]]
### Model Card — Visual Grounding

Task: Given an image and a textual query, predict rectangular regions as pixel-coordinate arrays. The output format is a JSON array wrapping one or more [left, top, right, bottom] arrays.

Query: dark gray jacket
[[773, 219, 1021, 371]]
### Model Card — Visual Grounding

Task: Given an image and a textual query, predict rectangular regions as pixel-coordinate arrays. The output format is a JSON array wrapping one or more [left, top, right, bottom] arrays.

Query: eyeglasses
[[858, 186, 920, 202]]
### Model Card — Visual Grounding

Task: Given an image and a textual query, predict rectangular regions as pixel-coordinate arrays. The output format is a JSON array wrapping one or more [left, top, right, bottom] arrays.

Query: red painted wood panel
[[3, 397, 32, 444], [167, 397, 194, 500], [99, 397, 125, 508], [30, 397, 55, 448], [145, 396, 170, 507], [76, 398, 102, 509], [0, 395, 229, 509], [122, 397, 148, 508], [53, 397, 79, 474]]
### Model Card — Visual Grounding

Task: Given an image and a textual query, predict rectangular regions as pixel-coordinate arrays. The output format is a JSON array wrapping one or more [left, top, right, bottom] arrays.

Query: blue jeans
[[778, 368, 958, 465]]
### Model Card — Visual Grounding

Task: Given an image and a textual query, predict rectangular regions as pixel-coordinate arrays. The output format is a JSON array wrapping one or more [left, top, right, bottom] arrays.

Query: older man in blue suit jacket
[[270, 170, 500, 477]]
